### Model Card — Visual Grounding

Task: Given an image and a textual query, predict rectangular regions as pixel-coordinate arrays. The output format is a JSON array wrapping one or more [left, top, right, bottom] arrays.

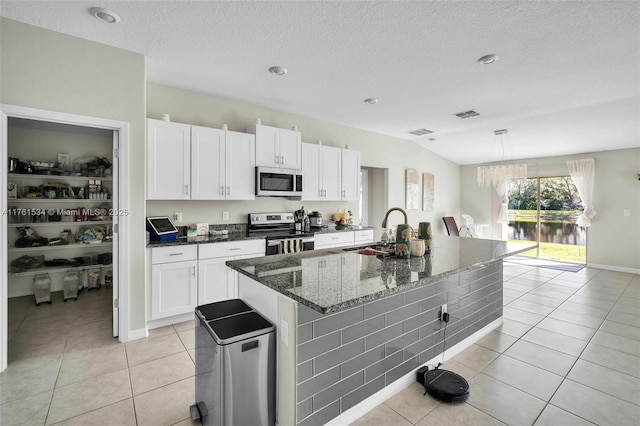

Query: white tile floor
[[1, 264, 639, 425]]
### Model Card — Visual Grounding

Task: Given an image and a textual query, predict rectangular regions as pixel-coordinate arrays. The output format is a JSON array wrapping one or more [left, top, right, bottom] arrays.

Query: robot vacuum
[[417, 366, 469, 402]]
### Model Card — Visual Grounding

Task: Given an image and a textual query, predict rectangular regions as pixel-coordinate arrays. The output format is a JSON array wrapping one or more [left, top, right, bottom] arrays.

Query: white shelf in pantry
[[7, 173, 112, 181], [7, 220, 112, 228], [9, 241, 113, 253], [8, 198, 112, 203], [10, 263, 113, 277]]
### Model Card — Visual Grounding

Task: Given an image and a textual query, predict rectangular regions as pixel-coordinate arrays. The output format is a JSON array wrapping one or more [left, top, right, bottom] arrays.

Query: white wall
[[146, 83, 461, 234], [461, 148, 640, 271], [1, 18, 147, 331]]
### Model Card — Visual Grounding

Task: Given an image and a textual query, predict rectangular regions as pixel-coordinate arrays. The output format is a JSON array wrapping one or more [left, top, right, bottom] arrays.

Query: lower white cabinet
[[150, 246, 198, 320], [354, 229, 374, 245], [198, 240, 265, 305], [314, 232, 356, 249]]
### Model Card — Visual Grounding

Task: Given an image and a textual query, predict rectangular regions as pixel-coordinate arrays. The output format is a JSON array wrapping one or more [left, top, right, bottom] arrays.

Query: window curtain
[[493, 181, 509, 224], [567, 158, 596, 227]]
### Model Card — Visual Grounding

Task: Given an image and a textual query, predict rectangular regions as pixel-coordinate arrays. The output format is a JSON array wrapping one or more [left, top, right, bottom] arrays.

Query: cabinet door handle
[[184, 184, 189, 194], [281, 155, 285, 164], [275, 155, 280, 164], [226, 186, 230, 196], [229, 248, 241, 251], [342, 190, 346, 198], [192, 266, 196, 276], [169, 253, 184, 256], [220, 186, 225, 195]]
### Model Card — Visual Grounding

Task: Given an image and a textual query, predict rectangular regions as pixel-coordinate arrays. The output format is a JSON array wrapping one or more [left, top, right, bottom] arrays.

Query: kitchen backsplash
[[146, 199, 360, 227]]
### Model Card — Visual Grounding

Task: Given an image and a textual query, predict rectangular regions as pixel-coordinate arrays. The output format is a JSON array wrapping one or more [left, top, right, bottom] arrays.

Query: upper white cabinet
[[341, 148, 360, 200], [247, 123, 302, 169], [302, 143, 342, 201], [191, 126, 255, 200], [147, 119, 255, 200], [147, 119, 191, 200], [302, 143, 360, 201]]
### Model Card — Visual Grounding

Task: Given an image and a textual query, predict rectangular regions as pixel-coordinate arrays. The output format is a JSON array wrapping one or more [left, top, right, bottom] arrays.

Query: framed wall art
[[406, 169, 420, 210], [423, 172, 434, 211]]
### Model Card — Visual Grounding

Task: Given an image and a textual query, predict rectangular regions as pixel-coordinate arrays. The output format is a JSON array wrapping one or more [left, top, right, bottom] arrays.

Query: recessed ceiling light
[[268, 66, 287, 76], [89, 7, 121, 24], [364, 98, 378, 104], [477, 54, 498, 64]]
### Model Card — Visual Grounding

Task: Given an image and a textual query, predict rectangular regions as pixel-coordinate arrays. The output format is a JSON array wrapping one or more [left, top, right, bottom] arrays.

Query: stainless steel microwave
[[255, 167, 303, 198]]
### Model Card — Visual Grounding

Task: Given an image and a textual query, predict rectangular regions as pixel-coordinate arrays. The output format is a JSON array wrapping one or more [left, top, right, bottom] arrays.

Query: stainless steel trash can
[[192, 299, 275, 426]]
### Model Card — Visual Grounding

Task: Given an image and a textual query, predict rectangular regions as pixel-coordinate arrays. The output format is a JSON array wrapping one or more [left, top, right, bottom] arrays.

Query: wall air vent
[[454, 110, 480, 119], [408, 128, 434, 136]]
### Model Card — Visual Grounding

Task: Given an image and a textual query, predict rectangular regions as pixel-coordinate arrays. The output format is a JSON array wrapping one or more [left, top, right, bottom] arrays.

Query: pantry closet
[[1, 105, 129, 372]]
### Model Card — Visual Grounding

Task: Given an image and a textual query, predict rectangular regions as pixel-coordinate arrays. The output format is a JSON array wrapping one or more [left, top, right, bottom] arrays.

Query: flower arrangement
[[332, 210, 353, 228]]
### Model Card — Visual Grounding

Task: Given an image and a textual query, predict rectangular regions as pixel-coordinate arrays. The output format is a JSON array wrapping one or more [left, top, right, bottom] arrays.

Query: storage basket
[[87, 268, 102, 290], [33, 273, 52, 306], [63, 271, 80, 301]]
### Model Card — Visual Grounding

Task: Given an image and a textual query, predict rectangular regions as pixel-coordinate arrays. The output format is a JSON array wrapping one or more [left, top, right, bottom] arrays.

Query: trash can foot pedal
[[190, 401, 207, 421]]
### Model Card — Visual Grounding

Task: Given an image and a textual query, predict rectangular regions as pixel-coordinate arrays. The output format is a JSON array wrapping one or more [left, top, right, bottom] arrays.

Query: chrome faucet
[[381, 207, 408, 228]]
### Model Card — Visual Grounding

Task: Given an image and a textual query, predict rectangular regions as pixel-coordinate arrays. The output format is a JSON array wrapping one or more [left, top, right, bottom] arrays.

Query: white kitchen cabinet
[[248, 123, 302, 169], [191, 126, 255, 200], [147, 119, 255, 201], [198, 240, 264, 304], [314, 232, 354, 249], [353, 229, 374, 245], [150, 246, 198, 320], [302, 143, 342, 201], [147, 119, 191, 200], [341, 148, 360, 200]]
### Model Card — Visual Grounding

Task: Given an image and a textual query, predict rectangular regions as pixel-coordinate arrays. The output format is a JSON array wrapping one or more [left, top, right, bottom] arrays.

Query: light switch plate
[[223, 211, 229, 221]]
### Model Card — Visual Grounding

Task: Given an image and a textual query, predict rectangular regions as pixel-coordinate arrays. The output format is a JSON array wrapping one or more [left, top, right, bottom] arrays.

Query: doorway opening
[[360, 167, 388, 241], [1, 105, 129, 373], [508, 176, 586, 264]]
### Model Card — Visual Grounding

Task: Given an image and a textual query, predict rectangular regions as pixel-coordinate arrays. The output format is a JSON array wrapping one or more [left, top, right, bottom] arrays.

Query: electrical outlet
[[174, 212, 182, 222], [438, 303, 448, 321], [222, 211, 229, 220]]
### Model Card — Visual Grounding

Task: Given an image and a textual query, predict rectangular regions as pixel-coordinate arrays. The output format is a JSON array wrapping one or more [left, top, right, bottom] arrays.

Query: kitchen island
[[226, 236, 536, 426]]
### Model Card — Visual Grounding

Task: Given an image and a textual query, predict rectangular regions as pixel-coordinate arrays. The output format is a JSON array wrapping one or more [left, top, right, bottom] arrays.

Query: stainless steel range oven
[[248, 212, 314, 255]]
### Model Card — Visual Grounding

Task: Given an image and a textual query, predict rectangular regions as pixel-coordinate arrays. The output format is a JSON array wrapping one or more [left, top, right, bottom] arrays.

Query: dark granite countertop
[[311, 225, 375, 234], [226, 236, 536, 314], [147, 225, 376, 248], [146, 231, 265, 248]]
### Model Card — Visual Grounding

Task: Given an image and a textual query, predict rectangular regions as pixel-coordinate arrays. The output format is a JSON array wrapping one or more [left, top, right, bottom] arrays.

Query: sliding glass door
[[508, 176, 586, 263]]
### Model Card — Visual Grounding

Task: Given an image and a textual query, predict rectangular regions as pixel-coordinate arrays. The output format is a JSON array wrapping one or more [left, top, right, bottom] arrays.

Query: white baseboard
[[325, 316, 503, 426], [147, 312, 196, 331], [588, 263, 640, 275], [123, 327, 148, 342]]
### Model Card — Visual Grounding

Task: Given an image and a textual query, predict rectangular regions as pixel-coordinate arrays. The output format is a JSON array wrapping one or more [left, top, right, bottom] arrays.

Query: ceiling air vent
[[408, 128, 434, 136], [454, 110, 480, 119]]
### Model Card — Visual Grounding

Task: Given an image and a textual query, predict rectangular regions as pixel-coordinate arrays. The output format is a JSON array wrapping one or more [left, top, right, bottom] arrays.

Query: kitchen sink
[[343, 243, 395, 257]]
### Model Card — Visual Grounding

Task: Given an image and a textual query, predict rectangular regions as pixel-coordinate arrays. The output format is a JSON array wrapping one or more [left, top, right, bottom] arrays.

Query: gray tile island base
[[227, 236, 536, 425]]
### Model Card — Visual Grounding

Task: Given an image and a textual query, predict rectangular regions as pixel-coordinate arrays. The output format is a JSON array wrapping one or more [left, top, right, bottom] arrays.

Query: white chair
[[460, 214, 487, 238]]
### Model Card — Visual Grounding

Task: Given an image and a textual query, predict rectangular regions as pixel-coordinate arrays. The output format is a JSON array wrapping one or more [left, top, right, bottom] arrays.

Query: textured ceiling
[[1, 0, 638, 165]]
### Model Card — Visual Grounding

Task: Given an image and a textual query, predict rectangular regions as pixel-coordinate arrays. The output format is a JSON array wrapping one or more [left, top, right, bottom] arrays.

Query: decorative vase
[[410, 238, 426, 256], [395, 224, 413, 259], [418, 222, 432, 254]]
